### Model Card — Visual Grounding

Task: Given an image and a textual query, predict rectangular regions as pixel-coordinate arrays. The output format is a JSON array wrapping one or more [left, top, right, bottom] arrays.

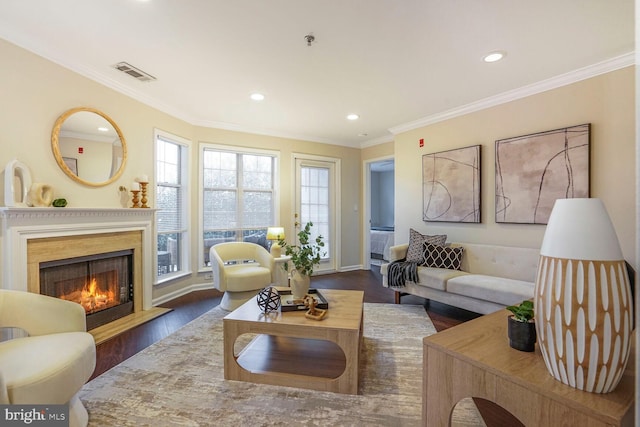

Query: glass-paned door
[[294, 156, 338, 273]]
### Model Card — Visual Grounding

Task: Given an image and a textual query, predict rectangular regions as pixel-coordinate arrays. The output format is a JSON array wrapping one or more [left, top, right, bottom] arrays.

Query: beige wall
[[0, 38, 192, 208], [394, 67, 636, 265], [1, 36, 635, 300], [361, 141, 394, 161], [0, 39, 362, 301]]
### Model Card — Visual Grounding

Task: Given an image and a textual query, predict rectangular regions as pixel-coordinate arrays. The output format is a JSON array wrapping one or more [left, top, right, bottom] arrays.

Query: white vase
[[290, 271, 310, 299], [534, 198, 633, 393]]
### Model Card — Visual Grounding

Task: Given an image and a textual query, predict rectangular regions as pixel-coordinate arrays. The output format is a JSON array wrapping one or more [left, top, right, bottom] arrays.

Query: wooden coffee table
[[223, 288, 364, 394]]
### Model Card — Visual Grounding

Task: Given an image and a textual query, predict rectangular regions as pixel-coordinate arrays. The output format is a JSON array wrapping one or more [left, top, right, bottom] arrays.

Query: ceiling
[[0, 1, 634, 148]]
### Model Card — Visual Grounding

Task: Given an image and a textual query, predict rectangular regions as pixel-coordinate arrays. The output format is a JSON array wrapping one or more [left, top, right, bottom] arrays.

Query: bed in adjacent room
[[370, 227, 394, 261]]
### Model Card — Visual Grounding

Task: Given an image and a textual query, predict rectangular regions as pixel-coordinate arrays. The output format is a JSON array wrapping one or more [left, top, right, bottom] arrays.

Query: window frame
[[154, 129, 191, 284], [198, 142, 280, 271]]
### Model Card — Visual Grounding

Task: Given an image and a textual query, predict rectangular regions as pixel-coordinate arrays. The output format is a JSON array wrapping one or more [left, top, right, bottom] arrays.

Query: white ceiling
[[0, 1, 634, 148]]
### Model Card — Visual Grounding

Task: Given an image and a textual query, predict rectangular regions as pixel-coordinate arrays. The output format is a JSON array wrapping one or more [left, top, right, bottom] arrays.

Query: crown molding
[[0, 30, 194, 124], [190, 118, 355, 147], [389, 52, 635, 136], [2, 31, 633, 148], [3, 32, 358, 147], [359, 134, 394, 148]]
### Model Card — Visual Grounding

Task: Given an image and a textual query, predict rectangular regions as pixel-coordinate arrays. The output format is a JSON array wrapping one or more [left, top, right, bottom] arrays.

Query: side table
[[423, 309, 635, 426]]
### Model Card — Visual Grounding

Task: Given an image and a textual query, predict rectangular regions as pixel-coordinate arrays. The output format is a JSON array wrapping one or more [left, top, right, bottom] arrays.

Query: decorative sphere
[[256, 286, 281, 313]]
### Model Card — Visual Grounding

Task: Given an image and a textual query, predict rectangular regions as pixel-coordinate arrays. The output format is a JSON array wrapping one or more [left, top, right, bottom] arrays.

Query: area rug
[[80, 303, 485, 426]]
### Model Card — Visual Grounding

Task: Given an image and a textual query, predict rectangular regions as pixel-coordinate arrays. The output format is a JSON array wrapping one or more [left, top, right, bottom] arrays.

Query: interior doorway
[[363, 157, 395, 269]]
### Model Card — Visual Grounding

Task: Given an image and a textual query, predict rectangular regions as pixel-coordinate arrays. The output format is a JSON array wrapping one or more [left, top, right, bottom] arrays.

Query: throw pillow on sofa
[[422, 242, 464, 270], [406, 229, 447, 262]]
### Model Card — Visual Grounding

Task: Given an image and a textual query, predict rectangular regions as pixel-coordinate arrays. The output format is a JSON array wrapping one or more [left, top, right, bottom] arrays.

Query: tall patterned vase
[[534, 198, 633, 393]]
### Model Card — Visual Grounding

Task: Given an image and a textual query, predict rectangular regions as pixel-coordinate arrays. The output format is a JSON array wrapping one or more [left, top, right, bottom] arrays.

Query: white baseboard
[[152, 282, 215, 306], [339, 264, 363, 272]]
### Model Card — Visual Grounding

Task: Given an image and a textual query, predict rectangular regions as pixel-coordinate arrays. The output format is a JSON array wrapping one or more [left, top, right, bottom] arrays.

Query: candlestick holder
[[139, 182, 149, 208], [130, 190, 141, 208]]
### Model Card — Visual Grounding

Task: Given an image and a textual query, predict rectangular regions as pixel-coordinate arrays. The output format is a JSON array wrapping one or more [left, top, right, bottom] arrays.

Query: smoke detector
[[113, 62, 156, 82], [304, 34, 315, 46]]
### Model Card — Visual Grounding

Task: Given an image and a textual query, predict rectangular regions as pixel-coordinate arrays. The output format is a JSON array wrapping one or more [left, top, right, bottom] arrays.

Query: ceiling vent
[[113, 62, 156, 82]]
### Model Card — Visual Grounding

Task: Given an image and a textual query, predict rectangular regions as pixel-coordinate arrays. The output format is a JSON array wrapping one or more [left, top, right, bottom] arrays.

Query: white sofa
[[381, 242, 540, 314]]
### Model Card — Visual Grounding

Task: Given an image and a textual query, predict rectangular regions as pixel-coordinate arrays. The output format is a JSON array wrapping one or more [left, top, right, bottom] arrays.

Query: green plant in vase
[[506, 300, 534, 322], [506, 300, 536, 352], [279, 221, 325, 299]]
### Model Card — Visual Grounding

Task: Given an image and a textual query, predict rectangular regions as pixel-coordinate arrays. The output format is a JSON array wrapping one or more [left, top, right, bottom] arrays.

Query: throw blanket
[[387, 260, 419, 288]]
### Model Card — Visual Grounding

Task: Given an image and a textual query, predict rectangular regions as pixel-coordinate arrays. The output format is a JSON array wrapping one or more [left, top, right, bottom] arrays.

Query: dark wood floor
[[93, 266, 519, 426]]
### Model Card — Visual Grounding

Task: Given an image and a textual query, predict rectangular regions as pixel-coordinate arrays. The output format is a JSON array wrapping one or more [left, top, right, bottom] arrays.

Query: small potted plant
[[506, 300, 536, 352], [278, 220, 325, 299]]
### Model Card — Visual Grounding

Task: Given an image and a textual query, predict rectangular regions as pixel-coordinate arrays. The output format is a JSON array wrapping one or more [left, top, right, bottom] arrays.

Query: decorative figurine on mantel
[[130, 182, 141, 208], [136, 174, 150, 208], [303, 295, 326, 321], [27, 183, 54, 207]]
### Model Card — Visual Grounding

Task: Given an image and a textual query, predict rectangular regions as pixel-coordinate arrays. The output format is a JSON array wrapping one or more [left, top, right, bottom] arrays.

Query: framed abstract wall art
[[495, 123, 590, 224], [423, 145, 481, 223]]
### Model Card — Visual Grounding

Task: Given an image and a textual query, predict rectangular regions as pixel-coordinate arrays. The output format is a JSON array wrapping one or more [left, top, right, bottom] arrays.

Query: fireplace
[[0, 207, 165, 344], [40, 250, 134, 330]]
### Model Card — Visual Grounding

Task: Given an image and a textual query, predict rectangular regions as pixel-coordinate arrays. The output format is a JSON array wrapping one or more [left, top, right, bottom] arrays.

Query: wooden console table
[[423, 309, 635, 426]]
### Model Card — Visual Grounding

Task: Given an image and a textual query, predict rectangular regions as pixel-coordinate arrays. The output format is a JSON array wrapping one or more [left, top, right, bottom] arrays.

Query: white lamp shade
[[540, 198, 623, 260], [266, 227, 285, 241]]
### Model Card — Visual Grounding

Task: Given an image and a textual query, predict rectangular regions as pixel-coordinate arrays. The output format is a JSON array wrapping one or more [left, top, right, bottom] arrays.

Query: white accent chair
[[210, 242, 275, 311], [0, 290, 96, 427]]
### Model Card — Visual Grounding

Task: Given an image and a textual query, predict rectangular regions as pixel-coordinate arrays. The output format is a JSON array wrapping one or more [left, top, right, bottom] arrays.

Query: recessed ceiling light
[[97, 127, 109, 132], [358, 133, 368, 137], [347, 114, 359, 121], [483, 51, 505, 63], [250, 93, 265, 101]]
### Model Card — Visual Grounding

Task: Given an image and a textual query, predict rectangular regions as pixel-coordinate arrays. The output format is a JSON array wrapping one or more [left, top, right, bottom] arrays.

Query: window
[[156, 130, 190, 281], [300, 165, 330, 259], [200, 144, 277, 268]]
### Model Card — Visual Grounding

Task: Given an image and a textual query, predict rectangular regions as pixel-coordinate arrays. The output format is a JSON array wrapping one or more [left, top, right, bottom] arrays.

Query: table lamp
[[266, 227, 285, 258], [534, 198, 633, 393]]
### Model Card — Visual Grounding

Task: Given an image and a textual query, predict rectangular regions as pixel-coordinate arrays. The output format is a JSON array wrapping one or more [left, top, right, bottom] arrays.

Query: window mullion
[[237, 152, 244, 233]]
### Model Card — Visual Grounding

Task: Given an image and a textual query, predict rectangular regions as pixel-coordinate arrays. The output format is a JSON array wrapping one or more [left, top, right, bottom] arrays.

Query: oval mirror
[[51, 107, 127, 186]]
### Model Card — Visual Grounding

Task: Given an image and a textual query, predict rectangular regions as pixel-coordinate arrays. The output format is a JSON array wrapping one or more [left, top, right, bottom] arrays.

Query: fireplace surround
[[0, 207, 160, 341]]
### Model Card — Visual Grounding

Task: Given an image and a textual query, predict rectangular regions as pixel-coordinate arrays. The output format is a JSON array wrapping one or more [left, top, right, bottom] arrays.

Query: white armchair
[[210, 242, 275, 311], [0, 290, 96, 427]]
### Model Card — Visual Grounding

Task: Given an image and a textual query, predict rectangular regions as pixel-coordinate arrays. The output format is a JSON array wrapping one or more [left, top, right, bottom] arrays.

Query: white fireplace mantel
[[0, 207, 156, 310]]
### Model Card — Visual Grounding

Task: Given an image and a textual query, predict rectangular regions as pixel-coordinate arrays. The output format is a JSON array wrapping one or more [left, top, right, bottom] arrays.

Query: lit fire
[[79, 278, 114, 313]]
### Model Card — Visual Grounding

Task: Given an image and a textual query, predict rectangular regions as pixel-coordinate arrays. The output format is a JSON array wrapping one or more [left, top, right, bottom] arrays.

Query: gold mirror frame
[[51, 107, 127, 187]]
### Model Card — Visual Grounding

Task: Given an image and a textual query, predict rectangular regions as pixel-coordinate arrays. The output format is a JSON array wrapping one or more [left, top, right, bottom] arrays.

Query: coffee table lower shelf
[[236, 334, 346, 378], [226, 333, 356, 393]]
